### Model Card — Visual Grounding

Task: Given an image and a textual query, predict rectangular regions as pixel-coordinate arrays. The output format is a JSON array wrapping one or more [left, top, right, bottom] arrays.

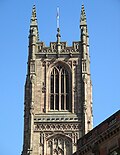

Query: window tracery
[[50, 64, 71, 111], [47, 137, 71, 155]]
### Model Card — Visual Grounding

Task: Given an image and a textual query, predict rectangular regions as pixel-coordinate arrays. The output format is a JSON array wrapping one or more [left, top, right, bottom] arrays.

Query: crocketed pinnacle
[[30, 5, 38, 26], [80, 4, 87, 26]]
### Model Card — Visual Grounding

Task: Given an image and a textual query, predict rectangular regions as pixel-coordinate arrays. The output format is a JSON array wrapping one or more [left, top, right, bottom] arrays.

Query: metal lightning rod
[[57, 7, 60, 29]]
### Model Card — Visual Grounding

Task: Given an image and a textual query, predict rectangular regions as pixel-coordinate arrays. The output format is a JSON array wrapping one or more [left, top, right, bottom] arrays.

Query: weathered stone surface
[[21, 5, 93, 155]]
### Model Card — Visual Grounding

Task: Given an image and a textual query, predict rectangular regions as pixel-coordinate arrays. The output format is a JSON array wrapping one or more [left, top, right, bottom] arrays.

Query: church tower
[[21, 5, 93, 155]]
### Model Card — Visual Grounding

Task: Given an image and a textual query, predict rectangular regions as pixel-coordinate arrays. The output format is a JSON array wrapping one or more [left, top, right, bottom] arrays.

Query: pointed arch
[[47, 133, 72, 142], [46, 133, 72, 155], [48, 61, 72, 112]]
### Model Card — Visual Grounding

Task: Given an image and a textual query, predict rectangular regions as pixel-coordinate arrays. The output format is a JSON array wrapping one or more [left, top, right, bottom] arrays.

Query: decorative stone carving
[[42, 61, 46, 66], [30, 75, 35, 84], [30, 105, 34, 115], [73, 60, 77, 66], [42, 82, 46, 93], [34, 123, 81, 132], [30, 64, 35, 72], [46, 135, 72, 155]]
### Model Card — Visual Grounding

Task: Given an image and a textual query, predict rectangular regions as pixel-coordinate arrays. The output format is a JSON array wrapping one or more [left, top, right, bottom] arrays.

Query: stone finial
[[29, 5, 39, 41], [56, 7, 61, 54], [56, 28, 61, 43], [80, 4, 87, 26], [30, 5, 38, 26], [56, 7, 61, 43]]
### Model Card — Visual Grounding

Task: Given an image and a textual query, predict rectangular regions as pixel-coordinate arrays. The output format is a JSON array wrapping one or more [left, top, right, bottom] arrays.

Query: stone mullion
[[54, 69, 55, 110], [49, 70, 52, 111], [43, 133, 46, 155], [44, 62, 47, 112], [51, 139, 53, 155], [71, 62, 75, 113], [52, 138, 55, 154], [59, 70, 61, 110], [64, 70, 66, 110], [46, 140, 48, 155], [64, 140, 65, 155]]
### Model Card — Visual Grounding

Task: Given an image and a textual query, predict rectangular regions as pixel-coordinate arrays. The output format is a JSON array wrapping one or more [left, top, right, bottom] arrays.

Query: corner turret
[[80, 5, 93, 134]]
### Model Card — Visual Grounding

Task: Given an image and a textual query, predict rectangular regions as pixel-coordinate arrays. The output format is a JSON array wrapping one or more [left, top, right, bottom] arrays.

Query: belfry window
[[50, 65, 71, 111]]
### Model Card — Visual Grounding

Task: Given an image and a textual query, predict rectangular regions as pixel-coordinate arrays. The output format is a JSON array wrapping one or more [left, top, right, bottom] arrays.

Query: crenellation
[[37, 41, 81, 56]]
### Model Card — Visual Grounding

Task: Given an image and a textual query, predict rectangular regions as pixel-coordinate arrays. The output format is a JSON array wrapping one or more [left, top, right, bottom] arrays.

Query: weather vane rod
[[57, 7, 60, 29]]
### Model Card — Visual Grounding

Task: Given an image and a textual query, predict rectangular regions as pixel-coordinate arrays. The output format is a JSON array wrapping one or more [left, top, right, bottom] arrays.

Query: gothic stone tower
[[21, 5, 93, 155]]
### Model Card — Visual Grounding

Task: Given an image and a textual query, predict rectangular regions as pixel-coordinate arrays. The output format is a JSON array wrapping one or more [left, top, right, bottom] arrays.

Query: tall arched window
[[50, 65, 71, 111]]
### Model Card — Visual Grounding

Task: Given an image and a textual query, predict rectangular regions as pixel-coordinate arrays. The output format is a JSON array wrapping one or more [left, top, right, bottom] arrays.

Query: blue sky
[[0, 0, 120, 155]]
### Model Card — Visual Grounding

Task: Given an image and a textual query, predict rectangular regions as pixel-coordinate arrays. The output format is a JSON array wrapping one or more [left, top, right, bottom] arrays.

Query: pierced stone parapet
[[37, 41, 81, 55]]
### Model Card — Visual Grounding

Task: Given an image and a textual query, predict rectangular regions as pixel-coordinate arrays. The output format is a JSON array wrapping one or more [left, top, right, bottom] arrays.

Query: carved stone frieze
[[34, 123, 81, 132]]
